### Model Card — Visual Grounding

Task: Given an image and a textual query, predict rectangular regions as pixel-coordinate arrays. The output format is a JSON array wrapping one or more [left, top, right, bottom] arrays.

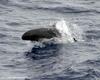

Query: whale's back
[[22, 28, 60, 41]]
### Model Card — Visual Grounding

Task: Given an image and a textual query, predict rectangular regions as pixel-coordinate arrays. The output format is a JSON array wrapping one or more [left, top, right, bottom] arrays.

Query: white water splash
[[55, 20, 74, 43], [55, 19, 83, 43]]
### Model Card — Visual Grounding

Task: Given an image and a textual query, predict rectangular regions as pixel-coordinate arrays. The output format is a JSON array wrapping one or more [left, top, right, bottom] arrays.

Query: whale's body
[[22, 28, 60, 41], [22, 20, 77, 42], [22, 27, 77, 42]]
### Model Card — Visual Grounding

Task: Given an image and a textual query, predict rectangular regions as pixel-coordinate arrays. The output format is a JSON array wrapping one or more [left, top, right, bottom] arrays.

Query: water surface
[[0, 0, 100, 80]]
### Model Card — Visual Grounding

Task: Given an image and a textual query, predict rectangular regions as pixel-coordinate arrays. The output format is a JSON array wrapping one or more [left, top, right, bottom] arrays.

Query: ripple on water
[[26, 43, 61, 60], [85, 30, 100, 41]]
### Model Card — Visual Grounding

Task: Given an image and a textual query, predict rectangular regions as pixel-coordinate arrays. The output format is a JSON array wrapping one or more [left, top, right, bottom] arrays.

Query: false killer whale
[[22, 20, 77, 42], [22, 27, 77, 42], [22, 28, 60, 41]]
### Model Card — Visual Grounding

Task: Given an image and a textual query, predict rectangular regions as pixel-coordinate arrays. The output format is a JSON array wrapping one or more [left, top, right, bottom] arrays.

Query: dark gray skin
[[22, 27, 77, 42], [22, 28, 60, 41]]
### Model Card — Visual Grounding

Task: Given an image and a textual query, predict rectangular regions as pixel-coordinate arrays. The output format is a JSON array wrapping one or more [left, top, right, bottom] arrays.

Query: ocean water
[[0, 0, 100, 80]]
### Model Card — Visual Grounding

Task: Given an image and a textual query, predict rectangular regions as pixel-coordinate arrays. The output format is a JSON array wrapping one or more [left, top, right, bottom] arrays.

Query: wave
[[2, 0, 100, 14], [36, 6, 92, 13], [0, 0, 9, 5], [34, 66, 100, 80], [23, 5, 94, 13], [85, 30, 100, 41], [35, 4, 100, 14]]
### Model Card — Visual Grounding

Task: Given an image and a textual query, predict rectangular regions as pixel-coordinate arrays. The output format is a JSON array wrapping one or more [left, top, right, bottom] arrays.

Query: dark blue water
[[0, 0, 100, 80]]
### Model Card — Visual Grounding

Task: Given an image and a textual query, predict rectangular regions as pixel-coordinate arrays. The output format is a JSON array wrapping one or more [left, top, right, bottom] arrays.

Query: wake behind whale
[[22, 20, 82, 43]]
